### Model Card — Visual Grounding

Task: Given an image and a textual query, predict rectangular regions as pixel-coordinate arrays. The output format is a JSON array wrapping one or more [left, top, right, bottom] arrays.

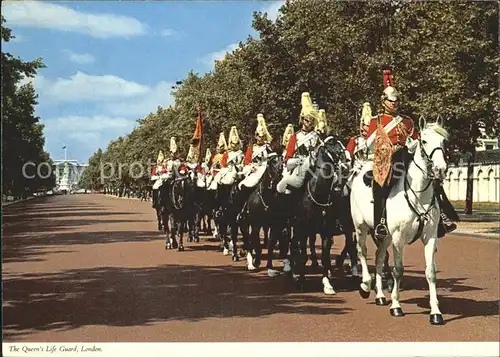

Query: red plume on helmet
[[383, 69, 395, 88]]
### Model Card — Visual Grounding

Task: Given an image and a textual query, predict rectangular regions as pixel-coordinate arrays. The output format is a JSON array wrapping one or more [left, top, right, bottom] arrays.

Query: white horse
[[350, 117, 449, 325]]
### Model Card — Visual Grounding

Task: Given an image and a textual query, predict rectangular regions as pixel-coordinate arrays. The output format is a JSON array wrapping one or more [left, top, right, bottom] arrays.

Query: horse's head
[[262, 151, 283, 191], [311, 136, 348, 188], [417, 117, 449, 180]]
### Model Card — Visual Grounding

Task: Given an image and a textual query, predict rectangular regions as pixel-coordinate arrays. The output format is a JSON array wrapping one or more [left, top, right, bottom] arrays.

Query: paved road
[[2, 194, 499, 342]]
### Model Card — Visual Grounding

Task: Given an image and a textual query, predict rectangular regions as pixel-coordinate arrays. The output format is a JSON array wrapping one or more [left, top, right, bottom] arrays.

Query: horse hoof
[[239, 250, 246, 258], [158, 226, 163, 231], [247, 264, 257, 271], [430, 314, 444, 325], [232, 255, 239, 262], [390, 307, 405, 317], [177, 245, 185, 252], [267, 269, 280, 277], [375, 297, 388, 306], [358, 285, 370, 299], [223, 248, 229, 256]]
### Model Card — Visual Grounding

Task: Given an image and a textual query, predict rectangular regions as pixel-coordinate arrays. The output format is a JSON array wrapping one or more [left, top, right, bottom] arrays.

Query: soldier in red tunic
[[370, 70, 456, 239]]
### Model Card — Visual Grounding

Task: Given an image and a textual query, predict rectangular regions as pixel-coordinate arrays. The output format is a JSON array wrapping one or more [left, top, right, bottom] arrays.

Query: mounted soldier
[[209, 132, 228, 190], [219, 126, 244, 185], [276, 92, 321, 194], [346, 102, 373, 164], [368, 69, 456, 240], [166, 137, 181, 178], [238, 113, 274, 191], [151, 150, 167, 209]]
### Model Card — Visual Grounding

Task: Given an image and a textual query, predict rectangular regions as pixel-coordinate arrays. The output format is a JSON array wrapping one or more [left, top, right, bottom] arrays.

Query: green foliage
[[87, 1, 499, 189], [2, 17, 54, 197]]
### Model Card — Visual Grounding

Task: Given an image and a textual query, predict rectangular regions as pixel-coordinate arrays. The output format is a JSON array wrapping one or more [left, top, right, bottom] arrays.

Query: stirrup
[[374, 223, 389, 240]]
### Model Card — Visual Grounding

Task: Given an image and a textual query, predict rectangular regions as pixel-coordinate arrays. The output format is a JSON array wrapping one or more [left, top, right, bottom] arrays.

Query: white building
[[444, 149, 500, 202], [52, 160, 88, 192]]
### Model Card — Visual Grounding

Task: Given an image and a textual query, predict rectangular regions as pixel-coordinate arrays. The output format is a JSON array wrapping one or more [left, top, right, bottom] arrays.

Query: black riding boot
[[373, 181, 390, 240], [152, 189, 158, 208]]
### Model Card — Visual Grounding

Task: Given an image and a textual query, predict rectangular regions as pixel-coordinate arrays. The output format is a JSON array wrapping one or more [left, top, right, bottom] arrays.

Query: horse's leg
[[177, 220, 185, 251], [254, 224, 262, 268], [348, 232, 359, 276], [230, 221, 239, 262], [280, 222, 292, 273], [246, 225, 258, 271], [424, 236, 444, 325], [239, 221, 250, 257], [156, 209, 163, 231], [355, 227, 372, 298], [374, 238, 391, 306], [221, 219, 229, 255], [384, 250, 394, 292], [193, 210, 200, 243], [309, 234, 319, 269], [263, 224, 269, 248], [170, 215, 178, 249], [266, 224, 282, 276], [389, 240, 405, 317], [321, 234, 336, 295]]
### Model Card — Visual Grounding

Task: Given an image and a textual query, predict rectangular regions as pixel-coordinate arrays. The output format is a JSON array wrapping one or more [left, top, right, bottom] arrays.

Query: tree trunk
[[464, 148, 475, 215]]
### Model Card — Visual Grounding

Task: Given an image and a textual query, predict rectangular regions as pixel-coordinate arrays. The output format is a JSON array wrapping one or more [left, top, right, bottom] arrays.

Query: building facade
[[443, 149, 500, 202], [52, 160, 88, 192]]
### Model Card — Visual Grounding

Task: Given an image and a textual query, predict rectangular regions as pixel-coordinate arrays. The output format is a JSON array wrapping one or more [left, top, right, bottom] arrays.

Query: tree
[[2, 16, 54, 198]]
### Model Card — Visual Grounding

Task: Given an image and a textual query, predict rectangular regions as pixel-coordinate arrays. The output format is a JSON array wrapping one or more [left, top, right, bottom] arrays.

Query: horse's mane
[[424, 123, 449, 140]]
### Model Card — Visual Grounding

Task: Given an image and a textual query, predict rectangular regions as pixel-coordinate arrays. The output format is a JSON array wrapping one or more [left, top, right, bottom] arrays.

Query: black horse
[[159, 166, 198, 251], [238, 152, 284, 271], [289, 137, 347, 293]]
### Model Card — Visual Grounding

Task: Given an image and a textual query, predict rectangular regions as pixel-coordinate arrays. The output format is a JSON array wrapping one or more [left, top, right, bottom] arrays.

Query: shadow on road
[[3, 264, 351, 340]]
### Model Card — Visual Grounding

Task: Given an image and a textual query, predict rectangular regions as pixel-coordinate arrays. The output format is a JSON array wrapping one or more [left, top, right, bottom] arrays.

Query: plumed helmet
[[381, 69, 399, 101], [361, 102, 373, 126], [169, 137, 178, 154], [316, 109, 328, 133], [299, 92, 320, 124], [217, 131, 228, 151], [204, 148, 212, 164], [186, 144, 199, 163], [157, 150, 165, 164], [282, 124, 294, 147], [228, 126, 241, 148], [255, 113, 273, 143]]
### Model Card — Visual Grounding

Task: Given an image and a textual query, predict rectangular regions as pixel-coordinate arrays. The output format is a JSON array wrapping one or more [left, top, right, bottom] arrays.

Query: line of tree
[[2, 17, 55, 200], [80, 0, 499, 196]]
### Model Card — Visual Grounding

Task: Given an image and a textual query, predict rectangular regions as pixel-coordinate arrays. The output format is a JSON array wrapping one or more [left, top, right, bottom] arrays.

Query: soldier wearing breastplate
[[276, 92, 321, 194], [346, 102, 372, 162], [165, 137, 181, 177], [151, 150, 167, 209], [211, 132, 227, 175], [221, 126, 244, 170], [238, 113, 273, 190]]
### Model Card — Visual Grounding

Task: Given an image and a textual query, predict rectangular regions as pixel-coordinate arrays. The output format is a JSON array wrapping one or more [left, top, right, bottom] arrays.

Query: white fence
[[444, 164, 500, 202]]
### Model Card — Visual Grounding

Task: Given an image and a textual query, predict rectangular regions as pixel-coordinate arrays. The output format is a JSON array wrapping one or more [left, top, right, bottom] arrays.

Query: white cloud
[[201, 43, 240, 67], [262, 0, 286, 22], [44, 115, 137, 151], [103, 81, 175, 117], [64, 50, 95, 64], [160, 29, 177, 37], [2, 1, 147, 39], [31, 71, 150, 102]]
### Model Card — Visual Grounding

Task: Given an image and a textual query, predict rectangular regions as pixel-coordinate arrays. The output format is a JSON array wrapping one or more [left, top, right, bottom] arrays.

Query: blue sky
[[3, 0, 285, 163]]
